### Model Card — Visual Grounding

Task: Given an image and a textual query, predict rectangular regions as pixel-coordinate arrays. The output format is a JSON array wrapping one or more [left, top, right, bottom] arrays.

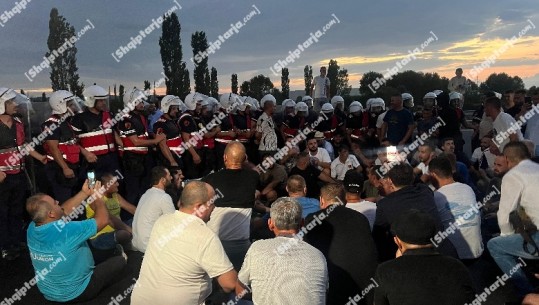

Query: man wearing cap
[[304, 183, 377, 305], [310, 66, 331, 112], [374, 210, 474, 305], [330, 145, 361, 181], [343, 170, 376, 230]]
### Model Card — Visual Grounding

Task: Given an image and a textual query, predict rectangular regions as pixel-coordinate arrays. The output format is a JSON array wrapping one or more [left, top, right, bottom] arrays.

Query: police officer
[[346, 101, 369, 144], [214, 93, 238, 170], [42, 90, 81, 203], [199, 97, 221, 173], [71, 85, 121, 178], [118, 88, 165, 204], [0, 88, 46, 260], [179, 92, 206, 179], [331, 95, 347, 123], [153, 95, 183, 168], [315, 103, 345, 141]]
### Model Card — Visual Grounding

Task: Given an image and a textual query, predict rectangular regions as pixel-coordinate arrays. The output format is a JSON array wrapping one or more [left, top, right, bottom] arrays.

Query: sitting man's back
[[237, 197, 328, 305]]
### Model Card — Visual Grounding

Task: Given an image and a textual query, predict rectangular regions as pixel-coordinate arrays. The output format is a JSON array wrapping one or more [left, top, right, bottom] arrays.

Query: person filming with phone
[[26, 179, 127, 303]]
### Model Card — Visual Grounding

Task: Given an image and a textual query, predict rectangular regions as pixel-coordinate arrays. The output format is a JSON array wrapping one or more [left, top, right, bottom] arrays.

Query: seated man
[[131, 181, 237, 305], [132, 166, 175, 253], [289, 151, 335, 199], [236, 197, 328, 305], [374, 210, 474, 304], [362, 165, 383, 202], [430, 156, 483, 260], [305, 184, 377, 305], [286, 174, 320, 218], [26, 180, 126, 303], [343, 170, 376, 230], [259, 153, 288, 203], [306, 134, 332, 176], [330, 145, 361, 181], [487, 142, 539, 296]]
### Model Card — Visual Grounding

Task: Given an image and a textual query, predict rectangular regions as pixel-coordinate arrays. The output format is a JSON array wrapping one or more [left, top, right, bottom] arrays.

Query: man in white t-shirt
[[310, 66, 330, 112], [343, 170, 376, 230], [471, 135, 496, 170], [484, 96, 523, 151], [236, 197, 328, 304], [331, 145, 360, 181], [306, 136, 331, 176], [414, 141, 436, 183], [131, 181, 237, 305], [429, 157, 483, 260], [132, 166, 175, 253], [448, 68, 467, 95]]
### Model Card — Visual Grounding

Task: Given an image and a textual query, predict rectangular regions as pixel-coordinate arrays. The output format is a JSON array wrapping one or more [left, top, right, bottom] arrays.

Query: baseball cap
[[391, 209, 437, 245], [343, 170, 363, 194]]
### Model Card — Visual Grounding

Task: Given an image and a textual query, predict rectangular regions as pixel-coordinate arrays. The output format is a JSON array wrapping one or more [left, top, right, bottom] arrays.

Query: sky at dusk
[[0, 0, 538, 97]]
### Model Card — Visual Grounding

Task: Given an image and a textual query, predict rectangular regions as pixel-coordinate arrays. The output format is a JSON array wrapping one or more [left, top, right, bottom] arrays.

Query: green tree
[[231, 74, 238, 94], [281, 68, 290, 99], [210, 67, 219, 98], [46, 8, 84, 97], [240, 81, 250, 96], [327, 59, 340, 97], [248, 74, 274, 100], [336, 68, 351, 97], [359, 71, 384, 97], [143, 80, 151, 91], [480, 72, 525, 93], [159, 12, 190, 98], [191, 31, 211, 95], [304, 65, 313, 96]]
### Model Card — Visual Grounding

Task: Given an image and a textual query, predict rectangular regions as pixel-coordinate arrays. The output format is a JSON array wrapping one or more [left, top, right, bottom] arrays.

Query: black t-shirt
[[289, 165, 322, 198], [42, 115, 76, 142], [203, 168, 259, 208], [178, 113, 198, 134], [153, 115, 180, 139], [305, 205, 378, 305], [118, 112, 147, 137], [71, 110, 111, 134], [0, 119, 17, 149], [505, 104, 522, 118]]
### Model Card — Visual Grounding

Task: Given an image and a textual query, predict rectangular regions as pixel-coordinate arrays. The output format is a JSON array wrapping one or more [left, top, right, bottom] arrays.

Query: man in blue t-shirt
[[26, 180, 126, 303], [382, 93, 415, 146], [286, 174, 320, 218]]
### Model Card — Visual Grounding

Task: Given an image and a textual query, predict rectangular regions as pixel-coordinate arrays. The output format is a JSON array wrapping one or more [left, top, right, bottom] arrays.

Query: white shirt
[[313, 75, 330, 98], [238, 237, 328, 305], [471, 147, 496, 169], [331, 155, 360, 181], [257, 112, 278, 151], [131, 211, 233, 305], [132, 187, 175, 253], [376, 111, 387, 129], [498, 160, 539, 235], [448, 76, 467, 94], [479, 113, 493, 139], [492, 112, 523, 151], [206, 207, 252, 241], [434, 183, 483, 259], [346, 200, 377, 231], [308, 147, 331, 171], [524, 107, 539, 147], [417, 162, 429, 175]]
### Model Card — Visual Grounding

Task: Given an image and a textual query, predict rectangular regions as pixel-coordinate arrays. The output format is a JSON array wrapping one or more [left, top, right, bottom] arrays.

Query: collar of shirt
[[402, 247, 439, 256]]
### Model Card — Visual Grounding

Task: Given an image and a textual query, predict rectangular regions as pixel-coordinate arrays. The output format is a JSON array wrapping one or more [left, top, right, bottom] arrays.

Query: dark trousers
[[0, 172, 28, 249], [67, 255, 127, 303], [122, 152, 151, 206], [45, 162, 79, 204], [215, 143, 227, 171], [182, 148, 206, 179]]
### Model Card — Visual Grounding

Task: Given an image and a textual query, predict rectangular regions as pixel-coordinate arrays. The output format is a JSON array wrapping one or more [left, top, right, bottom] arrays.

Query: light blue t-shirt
[[27, 219, 97, 302], [297, 197, 321, 218]]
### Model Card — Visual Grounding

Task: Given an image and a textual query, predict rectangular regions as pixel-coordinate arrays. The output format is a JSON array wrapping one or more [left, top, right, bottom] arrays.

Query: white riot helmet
[[160, 95, 182, 113], [369, 98, 386, 114], [220, 93, 239, 111], [331, 95, 345, 109], [83, 85, 108, 108], [295, 101, 308, 113], [283, 99, 296, 109], [249, 98, 260, 110], [423, 92, 437, 110], [205, 97, 219, 113], [260, 94, 277, 108], [321, 103, 334, 114], [302, 95, 313, 108], [402, 93, 414, 108], [185, 92, 205, 111], [123, 88, 147, 108], [349, 101, 363, 113], [0, 87, 18, 114], [49, 90, 76, 115], [449, 92, 463, 108], [433, 90, 444, 96]]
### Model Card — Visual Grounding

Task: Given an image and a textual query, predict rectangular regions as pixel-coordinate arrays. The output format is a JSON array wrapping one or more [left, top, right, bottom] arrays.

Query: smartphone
[[87, 171, 96, 188], [525, 96, 532, 105]]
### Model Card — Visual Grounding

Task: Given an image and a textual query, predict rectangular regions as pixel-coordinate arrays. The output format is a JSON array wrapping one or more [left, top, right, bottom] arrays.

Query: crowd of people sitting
[[1, 66, 539, 304]]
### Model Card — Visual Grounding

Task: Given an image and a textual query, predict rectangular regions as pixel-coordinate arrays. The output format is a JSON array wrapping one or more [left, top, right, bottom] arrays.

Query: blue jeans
[[487, 233, 539, 296]]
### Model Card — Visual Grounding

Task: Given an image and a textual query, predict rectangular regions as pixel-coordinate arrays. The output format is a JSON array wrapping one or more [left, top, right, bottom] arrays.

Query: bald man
[[26, 181, 126, 303], [132, 181, 237, 305], [203, 142, 260, 270]]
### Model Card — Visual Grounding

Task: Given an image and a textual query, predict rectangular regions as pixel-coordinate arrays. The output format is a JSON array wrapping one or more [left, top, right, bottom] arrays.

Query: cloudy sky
[[1, 0, 538, 97]]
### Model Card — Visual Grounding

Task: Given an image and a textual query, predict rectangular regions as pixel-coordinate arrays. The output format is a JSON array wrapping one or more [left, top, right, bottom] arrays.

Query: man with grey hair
[[132, 181, 237, 305], [236, 197, 328, 304]]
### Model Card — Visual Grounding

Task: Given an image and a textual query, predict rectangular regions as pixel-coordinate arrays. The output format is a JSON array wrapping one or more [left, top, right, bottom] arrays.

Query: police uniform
[[153, 114, 183, 168], [178, 112, 205, 179], [42, 114, 80, 203], [118, 112, 151, 205], [200, 114, 218, 173], [214, 112, 235, 171], [315, 113, 344, 141], [0, 116, 29, 253], [71, 109, 119, 178]]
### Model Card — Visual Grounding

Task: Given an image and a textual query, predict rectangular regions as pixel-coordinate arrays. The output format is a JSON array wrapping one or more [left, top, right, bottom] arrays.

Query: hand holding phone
[[87, 171, 96, 189]]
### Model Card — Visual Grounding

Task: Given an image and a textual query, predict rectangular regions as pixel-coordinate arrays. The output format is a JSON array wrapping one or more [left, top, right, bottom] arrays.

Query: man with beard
[[413, 141, 437, 184], [131, 166, 175, 253], [153, 95, 182, 168], [381, 93, 415, 146]]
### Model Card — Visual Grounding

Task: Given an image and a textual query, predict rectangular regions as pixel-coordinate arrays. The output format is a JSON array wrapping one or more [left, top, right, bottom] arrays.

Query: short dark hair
[[320, 183, 345, 204], [441, 137, 454, 146], [505, 89, 514, 94], [150, 166, 169, 186], [99, 172, 115, 184], [515, 89, 527, 95], [420, 140, 437, 152], [287, 175, 306, 194], [428, 156, 453, 179], [456, 68, 463, 72], [484, 97, 502, 110], [503, 141, 531, 162], [339, 144, 350, 153], [386, 163, 415, 187]]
